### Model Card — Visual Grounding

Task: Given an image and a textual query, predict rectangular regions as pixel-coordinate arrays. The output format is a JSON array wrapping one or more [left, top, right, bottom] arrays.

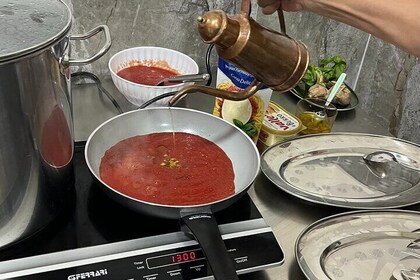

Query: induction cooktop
[[0, 146, 284, 279]]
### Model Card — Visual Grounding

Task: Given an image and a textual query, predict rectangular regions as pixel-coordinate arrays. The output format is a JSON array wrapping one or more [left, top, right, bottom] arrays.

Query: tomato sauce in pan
[[99, 132, 235, 205], [117, 65, 179, 86]]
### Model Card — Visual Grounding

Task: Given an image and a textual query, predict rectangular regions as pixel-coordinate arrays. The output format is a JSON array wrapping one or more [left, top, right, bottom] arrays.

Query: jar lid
[[0, 0, 72, 63], [262, 101, 303, 136]]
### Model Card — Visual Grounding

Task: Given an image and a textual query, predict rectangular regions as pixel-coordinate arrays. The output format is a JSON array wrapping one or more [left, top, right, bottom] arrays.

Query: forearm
[[302, 0, 420, 57]]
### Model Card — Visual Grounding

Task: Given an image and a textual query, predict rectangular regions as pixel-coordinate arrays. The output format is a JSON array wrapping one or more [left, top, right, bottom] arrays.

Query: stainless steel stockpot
[[0, 0, 111, 250]]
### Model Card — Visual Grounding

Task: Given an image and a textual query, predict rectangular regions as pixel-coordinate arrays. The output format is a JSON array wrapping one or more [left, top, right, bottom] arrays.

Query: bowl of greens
[[291, 56, 359, 111]]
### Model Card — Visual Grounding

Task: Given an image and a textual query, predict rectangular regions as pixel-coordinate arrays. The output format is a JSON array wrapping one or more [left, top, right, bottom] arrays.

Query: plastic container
[[258, 101, 303, 147]]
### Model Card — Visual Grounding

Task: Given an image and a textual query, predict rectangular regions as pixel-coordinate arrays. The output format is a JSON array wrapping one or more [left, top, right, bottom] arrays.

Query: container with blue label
[[213, 58, 272, 143]]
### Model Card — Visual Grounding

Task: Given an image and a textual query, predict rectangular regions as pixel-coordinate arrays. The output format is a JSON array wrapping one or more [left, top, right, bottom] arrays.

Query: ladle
[[363, 150, 420, 178], [156, 73, 210, 86]]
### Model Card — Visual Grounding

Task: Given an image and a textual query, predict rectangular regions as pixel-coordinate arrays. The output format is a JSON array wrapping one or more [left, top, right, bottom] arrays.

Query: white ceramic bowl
[[108, 46, 199, 107]]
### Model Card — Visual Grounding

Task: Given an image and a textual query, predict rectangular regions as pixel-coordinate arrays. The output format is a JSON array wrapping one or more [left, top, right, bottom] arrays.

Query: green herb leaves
[[296, 55, 347, 96], [319, 56, 347, 82], [233, 119, 258, 137]]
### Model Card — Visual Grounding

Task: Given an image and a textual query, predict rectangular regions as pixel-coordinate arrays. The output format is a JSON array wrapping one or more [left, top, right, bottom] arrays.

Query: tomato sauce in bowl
[[99, 132, 235, 206], [117, 65, 180, 86]]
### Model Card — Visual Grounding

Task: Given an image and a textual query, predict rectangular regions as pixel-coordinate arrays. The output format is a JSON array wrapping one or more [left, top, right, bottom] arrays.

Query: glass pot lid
[[0, 0, 72, 63]]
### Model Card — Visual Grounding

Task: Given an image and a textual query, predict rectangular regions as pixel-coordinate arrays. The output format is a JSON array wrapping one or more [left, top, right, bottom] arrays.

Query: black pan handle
[[181, 213, 239, 280]]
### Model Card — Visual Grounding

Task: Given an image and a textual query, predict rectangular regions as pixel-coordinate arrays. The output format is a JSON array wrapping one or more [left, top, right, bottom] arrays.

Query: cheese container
[[258, 101, 303, 147]]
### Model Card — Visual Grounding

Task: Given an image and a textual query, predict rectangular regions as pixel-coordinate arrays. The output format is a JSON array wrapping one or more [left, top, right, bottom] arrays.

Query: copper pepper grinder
[[168, 0, 309, 106]]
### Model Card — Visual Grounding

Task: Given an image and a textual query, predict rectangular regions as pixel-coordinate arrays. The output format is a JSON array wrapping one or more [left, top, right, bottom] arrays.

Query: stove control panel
[[0, 230, 284, 280]]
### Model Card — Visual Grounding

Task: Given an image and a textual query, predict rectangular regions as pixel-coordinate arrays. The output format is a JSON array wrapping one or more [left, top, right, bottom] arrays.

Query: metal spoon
[[156, 73, 210, 86], [363, 151, 420, 178]]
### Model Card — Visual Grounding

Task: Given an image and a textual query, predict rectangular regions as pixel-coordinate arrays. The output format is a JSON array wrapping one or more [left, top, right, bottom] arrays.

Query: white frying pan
[[85, 107, 260, 280]]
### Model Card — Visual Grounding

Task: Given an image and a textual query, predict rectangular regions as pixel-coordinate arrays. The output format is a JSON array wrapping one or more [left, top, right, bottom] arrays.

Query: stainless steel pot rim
[[0, 0, 72, 63]]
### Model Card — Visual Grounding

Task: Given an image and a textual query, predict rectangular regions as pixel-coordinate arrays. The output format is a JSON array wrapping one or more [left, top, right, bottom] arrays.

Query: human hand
[[257, 0, 304, 14]]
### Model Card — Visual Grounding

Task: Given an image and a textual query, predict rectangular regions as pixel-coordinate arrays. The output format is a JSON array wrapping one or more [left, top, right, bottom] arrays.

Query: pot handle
[[181, 213, 239, 280], [62, 25, 112, 66]]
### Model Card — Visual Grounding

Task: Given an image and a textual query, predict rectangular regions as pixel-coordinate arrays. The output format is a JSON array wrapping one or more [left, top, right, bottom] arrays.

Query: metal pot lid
[[260, 132, 420, 209], [0, 0, 72, 63], [295, 210, 420, 280]]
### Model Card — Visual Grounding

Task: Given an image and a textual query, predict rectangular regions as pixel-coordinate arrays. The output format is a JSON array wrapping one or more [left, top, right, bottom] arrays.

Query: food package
[[258, 101, 304, 148], [213, 58, 272, 143]]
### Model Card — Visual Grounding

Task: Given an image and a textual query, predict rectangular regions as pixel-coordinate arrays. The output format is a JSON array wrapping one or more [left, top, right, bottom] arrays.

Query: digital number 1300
[[171, 251, 197, 263]]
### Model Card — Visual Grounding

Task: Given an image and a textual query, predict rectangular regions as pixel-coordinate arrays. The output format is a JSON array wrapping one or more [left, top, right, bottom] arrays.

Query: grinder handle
[[240, 0, 287, 33], [277, 9, 287, 34]]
